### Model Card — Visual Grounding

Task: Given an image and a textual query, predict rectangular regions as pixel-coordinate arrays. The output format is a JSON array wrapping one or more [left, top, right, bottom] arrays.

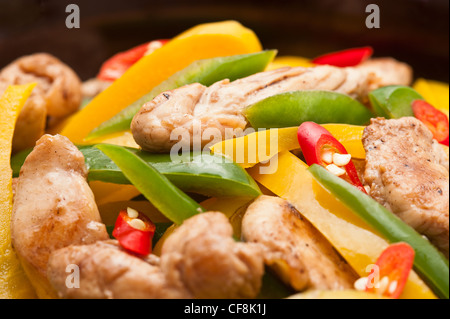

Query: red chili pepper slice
[[97, 39, 169, 81], [112, 209, 156, 256], [365, 242, 415, 299], [312, 46, 373, 67], [412, 100, 449, 146], [297, 122, 367, 193]]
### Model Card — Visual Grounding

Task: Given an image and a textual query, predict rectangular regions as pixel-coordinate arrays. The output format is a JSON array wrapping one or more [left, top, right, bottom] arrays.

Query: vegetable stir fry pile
[[0, 21, 449, 300]]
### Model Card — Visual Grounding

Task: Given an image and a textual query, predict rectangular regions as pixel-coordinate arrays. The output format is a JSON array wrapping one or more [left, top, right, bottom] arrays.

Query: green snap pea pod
[[244, 90, 374, 129], [86, 50, 277, 140], [309, 164, 449, 299], [96, 144, 204, 225], [11, 146, 261, 198], [369, 85, 424, 119]]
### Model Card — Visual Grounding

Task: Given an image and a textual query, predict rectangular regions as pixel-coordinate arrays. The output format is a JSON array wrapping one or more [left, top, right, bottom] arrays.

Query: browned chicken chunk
[[12, 93, 47, 154], [0, 53, 82, 152], [241, 195, 358, 291], [47, 240, 189, 299], [356, 57, 413, 90], [131, 65, 374, 152], [161, 211, 264, 299], [47, 212, 265, 299], [11, 134, 109, 291], [363, 117, 449, 258]]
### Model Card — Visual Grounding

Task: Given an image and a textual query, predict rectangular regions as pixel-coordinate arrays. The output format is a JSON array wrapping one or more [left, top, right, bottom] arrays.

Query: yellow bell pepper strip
[[244, 91, 374, 130], [322, 124, 366, 159], [87, 50, 276, 140], [413, 78, 449, 118], [96, 144, 205, 225], [91, 130, 139, 148], [265, 56, 314, 71], [211, 127, 300, 168], [152, 224, 178, 257], [247, 151, 437, 299], [309, 164, 449, 299], [89, 181, 141, 207], [173, 20, 261, 50], [369, 85, 424, 119], [210, 124, 366, 168], [0, 84, 37, 299], [60, 20, 262, 143]]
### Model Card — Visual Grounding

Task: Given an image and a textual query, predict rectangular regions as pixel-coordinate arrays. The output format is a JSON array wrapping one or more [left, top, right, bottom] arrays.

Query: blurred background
[[0, 0, 448, 82]]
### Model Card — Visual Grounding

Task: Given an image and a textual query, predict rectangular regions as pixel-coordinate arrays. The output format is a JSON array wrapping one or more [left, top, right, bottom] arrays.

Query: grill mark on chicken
[[132, 65, 374, 152], [362, 117, 449, 258], [132, 57, 413, 153], [241, 195, 358, 291]]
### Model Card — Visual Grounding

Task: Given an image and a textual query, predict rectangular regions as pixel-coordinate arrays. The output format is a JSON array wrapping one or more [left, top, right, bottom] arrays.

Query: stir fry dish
[[0, 21, 448, 299]]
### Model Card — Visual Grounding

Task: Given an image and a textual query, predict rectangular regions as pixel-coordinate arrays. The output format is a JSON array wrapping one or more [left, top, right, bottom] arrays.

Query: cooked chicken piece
[[47, 240, 189, 299], [241, 195, 358, 291], [132, 65, 375, 152], [356, 57, 413, 90], [11, 134, 109, 282], [363, 117, 449, 258], [0, 81, 47, 154], [161, 211, 264, 298], [47, 212, 265, 299], [12, 94, 47, 153], [0, 53, 82, 118], [0, 53, 82, 152], [133, 58, 412, 153]]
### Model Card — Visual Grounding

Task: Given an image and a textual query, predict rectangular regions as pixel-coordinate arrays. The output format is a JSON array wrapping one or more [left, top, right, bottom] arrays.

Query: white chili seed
[[326, 164, 346, 176], [332, 153, 352, 166], [321, 150, 334, 164], [128, 218, 146, 230], [354, 277, 369, 291], [377, 276, 390, 295], [127, 207, 139, 219], [388, 280, 398, 295]]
